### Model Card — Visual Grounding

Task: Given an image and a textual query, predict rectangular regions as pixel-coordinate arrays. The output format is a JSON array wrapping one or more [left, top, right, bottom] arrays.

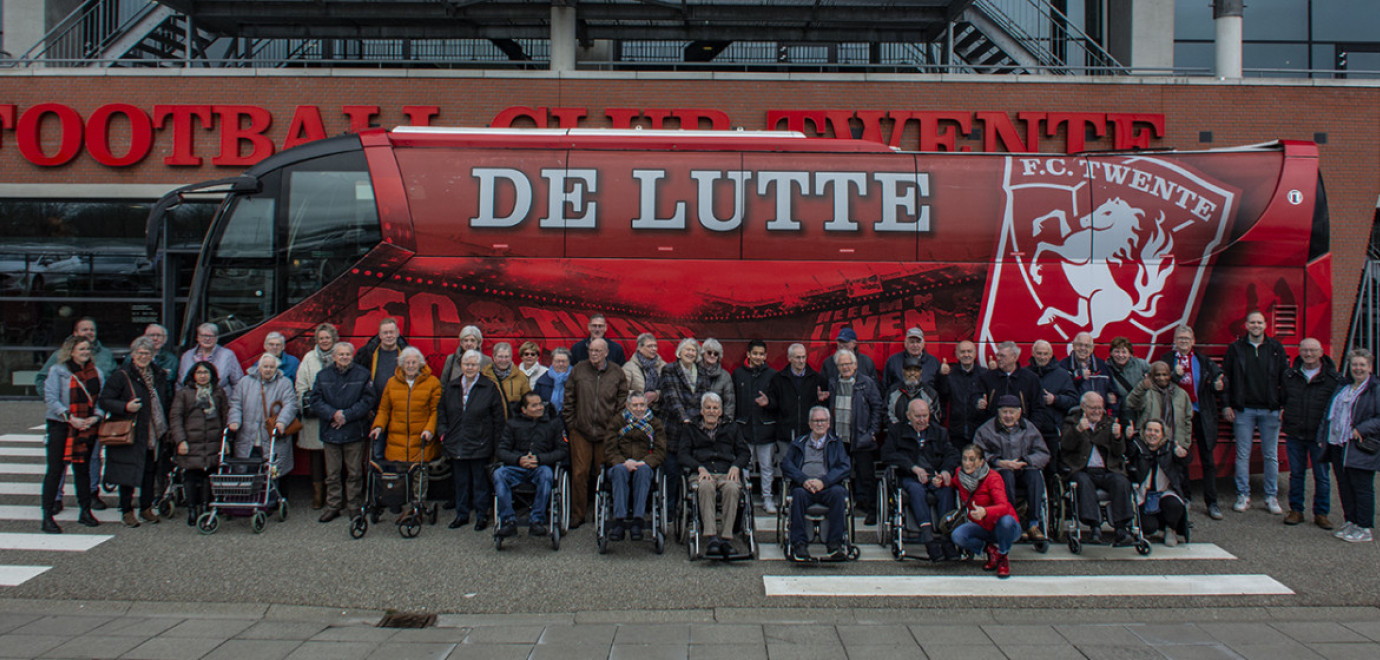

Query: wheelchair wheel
[[277, 500, 289, 522], [349, 515, 367, 539], [251, 511, 267, 534], [1135, 539, 1152, 556], [687, 531, 698, 561], [400, 516, 421, 538], [157, 498, 175, 519], [196, 511, 218, 535], [654, 530, 665, 555], [597, 528, 608, 554], [1033, 538, 1050, 554], [847, 545, 861, 561], [550, 524, 561, 551], [1068, 536, 1082, 554]]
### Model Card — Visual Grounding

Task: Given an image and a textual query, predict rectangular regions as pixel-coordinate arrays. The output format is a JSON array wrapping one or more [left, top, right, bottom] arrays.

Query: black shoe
[[442, 500, 456, 510], [496, 520, 517, 538], [52, 501, 64, 515], [609, 523, 625, 541], [628, 518, 644, 541], [474, 517, 489, 532], [705, 536, 722, 555], [89, 495, 107, 511], [187, 508, 197, 526], [718, 538, 735, 558], [825, 545, 847, 561], [79, 509, 100, 528], [926, 541, 946, 562], [864, 511, 877, 526], [448, 515, 469, 529], [41, 517, 62, 534], [1113, 528, 1135, 547], [530, 522, 548, 537], [790, 547, 812, 562], [318, 509, 342, 523]]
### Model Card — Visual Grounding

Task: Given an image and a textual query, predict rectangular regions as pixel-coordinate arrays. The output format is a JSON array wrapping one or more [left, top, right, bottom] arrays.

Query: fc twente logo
[[978, 155, 1238, 358]]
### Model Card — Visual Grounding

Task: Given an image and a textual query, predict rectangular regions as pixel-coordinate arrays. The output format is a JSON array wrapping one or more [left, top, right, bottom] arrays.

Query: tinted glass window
[[284, 153, 380, 304]]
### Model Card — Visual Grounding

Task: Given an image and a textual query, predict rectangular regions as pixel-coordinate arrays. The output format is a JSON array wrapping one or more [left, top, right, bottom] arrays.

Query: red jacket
[[955, 469, 1017, 532]]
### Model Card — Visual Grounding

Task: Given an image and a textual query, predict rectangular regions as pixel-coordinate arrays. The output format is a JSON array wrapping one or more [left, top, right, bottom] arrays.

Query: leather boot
[[41, 506, 62, 534], [139, 507, 160, 524], [122, 511, 140, 528], [78, 508, 99, 528], [312, 482, 325, 510]]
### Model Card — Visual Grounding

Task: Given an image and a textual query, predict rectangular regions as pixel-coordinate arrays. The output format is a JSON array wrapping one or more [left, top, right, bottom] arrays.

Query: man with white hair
[[178, 322, 243, 387], [1061, 392, 1134, 546], [1059, 332, 1112, 405], [826, 348, 883, 525], [563, 338, 630, 527], [441, 325, 491, 381], [978, 341, 1043, 421], [1280, 337, 1344, 528], [1029, 339, 1079, 465], [310, 342, 378, 523], [263, 331, 300, 382], [142, 323, 179, 380]]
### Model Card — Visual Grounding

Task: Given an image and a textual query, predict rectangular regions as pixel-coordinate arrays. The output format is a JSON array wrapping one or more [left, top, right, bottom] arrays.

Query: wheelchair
[[1061, 471, 1152, 555], [997, 466, 1052, 554], [776, 478, 860, 562], [594, 465, 667, 554], [490, 462, 571, 551], [681, 468, 758, 561], [876, 466, 959, 561]]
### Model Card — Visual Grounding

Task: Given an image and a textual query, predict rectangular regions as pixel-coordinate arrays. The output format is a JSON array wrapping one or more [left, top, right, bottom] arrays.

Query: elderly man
[[1125, 362, 1194, 458], [571, 314, 627, 366], [781, 406, 852, 561], [263, 331, 300, 383], [1222, 310, 1290, 515], [1060, 332, 1112, 405], [605, 391, 665, 541], [1280, 338, 1344, 528], [938, 339, 988, 443], [493, 391, 568, 538], [1029, 340, 1080, 463], [884, 399, 959, 560], [978, 341, 1043, 421], [483, 342, 532, 418], [623, 333, 666, 410], [766, 343, 830, 512], [821, 327, 878, 384], [355, 317, 409, 400], [177, 322, 244, 388], [1157, 325, 1226, 519], [679, 392, 749, 556], [973, 394, 1050, 542], [438, 349, 505, 530], [827, 349, 883, 525], [441, 325, 491, 380], [1061, 392, 1135, 546], [563, 338, 630, 527], [882, 327, 940, 392], [140, 323, 179, 380], [887, 354, 940, 427], [309, 342, 378, 523]]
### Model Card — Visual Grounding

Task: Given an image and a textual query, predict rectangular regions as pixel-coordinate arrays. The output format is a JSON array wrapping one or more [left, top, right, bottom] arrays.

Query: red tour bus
[[149, 128, 1331, 473]]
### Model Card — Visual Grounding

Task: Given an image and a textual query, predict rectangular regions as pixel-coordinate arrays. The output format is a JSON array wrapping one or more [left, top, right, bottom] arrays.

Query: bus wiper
[[145, 176, 260, 259]]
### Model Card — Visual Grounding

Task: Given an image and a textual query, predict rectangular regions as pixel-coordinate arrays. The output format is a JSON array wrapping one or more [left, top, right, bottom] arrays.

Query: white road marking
[[0, 482, 75, 496], [28, 425, 45, 431], [0, 434, 45, 444], [763, 574, 1294, 597], [0, 505, 122, 523], [0, 447, 46, 458], [755, 542, 1235, 561], [0, 532, 112, 552], [0, 566, 50, 587], [0, 463, 46, 475]]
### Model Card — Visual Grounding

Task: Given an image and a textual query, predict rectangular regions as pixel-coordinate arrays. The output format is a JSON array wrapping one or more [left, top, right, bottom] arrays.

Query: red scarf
[[66, 360, 101, 464]]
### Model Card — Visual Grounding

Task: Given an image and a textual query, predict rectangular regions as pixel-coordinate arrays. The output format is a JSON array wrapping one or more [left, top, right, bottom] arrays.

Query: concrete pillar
[[1106, 0, 1175, 73], [1214, 0, 1243, 79], [550, 3, 576, 72], [2, 0, 47, 58]]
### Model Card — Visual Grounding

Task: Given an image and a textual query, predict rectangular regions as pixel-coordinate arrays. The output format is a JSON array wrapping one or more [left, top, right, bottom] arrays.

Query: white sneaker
[[1164, 529, 1179, 547], [762, 498, 777, 514], [1265, 497, 1283, 515], [1343, 527, 1374, 543], [1335, 521, 1355, 538], [1232, 494, 1251, 512]]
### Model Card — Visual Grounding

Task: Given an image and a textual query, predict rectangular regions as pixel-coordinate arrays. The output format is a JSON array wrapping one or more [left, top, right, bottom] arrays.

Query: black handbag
[[1354, 432, 1380, 455]]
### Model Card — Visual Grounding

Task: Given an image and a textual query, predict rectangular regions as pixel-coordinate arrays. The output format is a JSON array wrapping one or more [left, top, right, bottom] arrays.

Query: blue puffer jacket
[[309, 363, 379, 445]]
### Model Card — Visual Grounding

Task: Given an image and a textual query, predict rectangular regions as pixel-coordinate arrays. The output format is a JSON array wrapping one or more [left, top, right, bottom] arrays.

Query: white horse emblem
[[1029, 198, 1174, 337]]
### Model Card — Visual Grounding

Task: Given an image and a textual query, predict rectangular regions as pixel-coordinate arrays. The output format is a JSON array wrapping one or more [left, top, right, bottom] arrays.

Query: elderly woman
[[699, 338, 737, 425], [1127, 419, 1190, 546], [1321, 349, 1380, 543], [1105, 336, 1151, 415], [295, 322, 336, 509], [534, 348, 572, 416], [442, 325, 492, 380], [951, 444, 1020, 579], [679, 392, 749, 556], [517, 341, 547, 384], [371, 346, 442, 465], [169, 362, 230, 526], [605, 392, 666, 542], [439, 349, 505, 530], [264, 331, 300, 383], [41, 336, 105, 533], [483, 342, 531, 418], [100, 336, 172, 528], [661, 338, 706, 503], [229, 353, 298, 479], [623, 333, 666, 410]]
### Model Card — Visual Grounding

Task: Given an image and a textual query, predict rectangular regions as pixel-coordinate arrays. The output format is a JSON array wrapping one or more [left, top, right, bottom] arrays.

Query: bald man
[[1280, 338, 1344, 528]]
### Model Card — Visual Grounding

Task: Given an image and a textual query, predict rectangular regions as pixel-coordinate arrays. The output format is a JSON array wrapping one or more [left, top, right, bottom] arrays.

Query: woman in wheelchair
[[680, 392, 750, 557], [605, 392, 666, 541], [883, 398, 959, 560], [1127, 419, 1190, 546], [951, 444, 1020, 578]]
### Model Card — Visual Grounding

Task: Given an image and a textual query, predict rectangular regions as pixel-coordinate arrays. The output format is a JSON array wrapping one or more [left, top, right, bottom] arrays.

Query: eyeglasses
[[520, 352, 538, 357], [705, 351, 720, 356], [810, 418, 830, 424]]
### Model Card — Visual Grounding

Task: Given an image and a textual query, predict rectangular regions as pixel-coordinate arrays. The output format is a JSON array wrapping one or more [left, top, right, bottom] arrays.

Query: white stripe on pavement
[[0, 434, 45, 444], [0, 505, 122, 523], [28, 425, 44, 431], [0, 463, 46, 475], [0, 532, 112, 552], [0, 447, 45, 457], [756, 542, 1235, 561], [763, 574, 1293, 597], [0, 482, 75, 496], [0, 566, 50, 587]]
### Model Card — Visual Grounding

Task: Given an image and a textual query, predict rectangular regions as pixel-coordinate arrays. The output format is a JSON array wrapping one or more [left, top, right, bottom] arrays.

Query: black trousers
[[119, 449, 158, 513], [184, 469, 209, 508], [851, 446, 878, 514], [42, 420, 92, 514], [1073, 468, 1134, 529], [451, 457, 491, 522], [1140, 493, 1187, 536], [1189, 413, 1218, 506]]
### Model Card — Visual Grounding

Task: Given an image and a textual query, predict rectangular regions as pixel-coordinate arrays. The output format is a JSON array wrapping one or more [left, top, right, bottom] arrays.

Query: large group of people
[[34, 312, 1380, 574]]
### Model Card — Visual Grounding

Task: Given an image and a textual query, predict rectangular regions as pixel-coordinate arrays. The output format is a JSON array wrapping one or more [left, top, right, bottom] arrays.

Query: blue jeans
[[493, 465, 554, 525], [1233, 408, 1281, 498], [951, 515, 1022, 555], [900, 478, 954, 532], [1285, 434, 1330, 516], [609, 463, 654, 520]]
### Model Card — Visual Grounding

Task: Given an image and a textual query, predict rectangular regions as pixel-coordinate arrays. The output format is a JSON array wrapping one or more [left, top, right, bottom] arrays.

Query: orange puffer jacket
[[371, 365, 442, 462]]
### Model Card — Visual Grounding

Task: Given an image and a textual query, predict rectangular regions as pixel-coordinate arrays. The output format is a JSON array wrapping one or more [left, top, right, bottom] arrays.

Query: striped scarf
[[65, 360, 100, 464]]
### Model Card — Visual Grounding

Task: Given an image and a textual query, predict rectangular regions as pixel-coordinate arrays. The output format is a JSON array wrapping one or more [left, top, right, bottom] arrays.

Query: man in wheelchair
[[884, 398, 959, 560], [605, 392, 666, 542], [781, 406, 853, 561], [493, 392, 568, 538], [679, 392, 750, 557], [973, 394, 1051, 544], [1061, 392, 1136, 546]]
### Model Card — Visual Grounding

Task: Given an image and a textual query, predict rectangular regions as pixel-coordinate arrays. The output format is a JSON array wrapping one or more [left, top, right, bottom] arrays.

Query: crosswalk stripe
[[28, 425, 44, 431], [755, 542, 1235, 562], [0, 447, 45, 458], [0, 463, 47, 475], [0, 566, 50, 587], [0, 482, 75, 496], [0, 505, 123, 523], [0, 434, 45, 444], [763, 574, 1294, 597], [0, 532, 112, 552]]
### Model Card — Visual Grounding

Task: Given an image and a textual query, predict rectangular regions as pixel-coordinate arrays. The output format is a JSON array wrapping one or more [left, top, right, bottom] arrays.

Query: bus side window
[[284, 159, 382, 305], [204, 195, 277, 334]]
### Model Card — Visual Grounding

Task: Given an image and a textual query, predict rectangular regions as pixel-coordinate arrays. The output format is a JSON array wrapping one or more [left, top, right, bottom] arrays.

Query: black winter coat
[[496, 410, 568, 467], [938, 363, 987, 442], [309, 363, 379, 445], [437, 374, 505, 460], [679, 422, 749, 474], [98, 364, 171, 487], [978, 366, 1043, 421], [767, 365, 829, 444], [1223, 336, 1289, 410], [1156, 349, 1224, 438], [1029, 360, 1079, 437], [1060, 411, 1126, 477], [884, 422, 958, 476], [732, 363, 778, 445], [1281, 355, 1345, 440]]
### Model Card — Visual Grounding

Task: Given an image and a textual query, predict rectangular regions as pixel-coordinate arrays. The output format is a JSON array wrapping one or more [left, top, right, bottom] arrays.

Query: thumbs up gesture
[[977, 394, 988, 411], [940, 358, 950, 376], [755, 390, 769, 407], [1112, 420, 1123, 437], [817, 387, 829, 401]]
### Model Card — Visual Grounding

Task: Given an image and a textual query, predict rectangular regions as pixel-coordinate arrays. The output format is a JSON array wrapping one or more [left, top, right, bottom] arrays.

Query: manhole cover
[[377, 611, 437, 628]]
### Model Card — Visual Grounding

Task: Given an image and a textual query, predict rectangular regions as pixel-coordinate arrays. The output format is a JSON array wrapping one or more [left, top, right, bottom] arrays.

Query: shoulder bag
[[262, 384, 304, 437], [97, 372, 136, 447]]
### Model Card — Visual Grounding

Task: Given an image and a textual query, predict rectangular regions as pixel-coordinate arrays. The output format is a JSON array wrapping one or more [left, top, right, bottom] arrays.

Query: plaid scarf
[[65, 360, 100, 464], [619, 408, 656, 451], [636, 353, 662, 393]]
